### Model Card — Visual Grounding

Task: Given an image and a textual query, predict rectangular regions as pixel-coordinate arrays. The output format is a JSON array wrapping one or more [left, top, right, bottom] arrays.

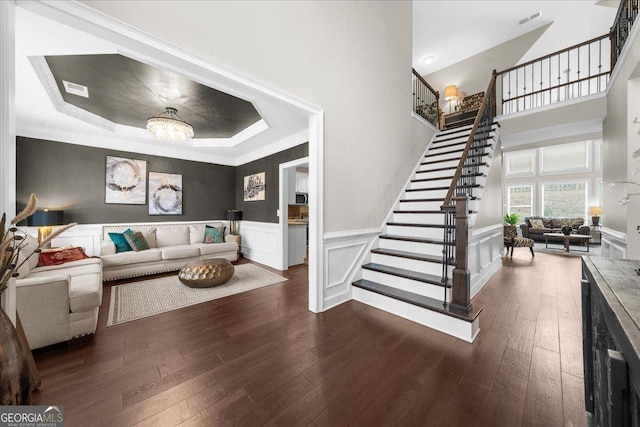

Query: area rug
[[107, 264, 287, 327]]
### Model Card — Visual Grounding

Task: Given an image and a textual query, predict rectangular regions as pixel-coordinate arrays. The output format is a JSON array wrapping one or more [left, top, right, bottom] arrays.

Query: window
[[507, 185, 533, 219], [542, 182, 587, 218], [505, 151, 534, 176], [541, 141, 588, 173]]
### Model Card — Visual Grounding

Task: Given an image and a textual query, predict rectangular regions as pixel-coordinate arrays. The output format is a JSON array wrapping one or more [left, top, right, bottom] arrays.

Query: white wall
[[82, 0, 435, 234]]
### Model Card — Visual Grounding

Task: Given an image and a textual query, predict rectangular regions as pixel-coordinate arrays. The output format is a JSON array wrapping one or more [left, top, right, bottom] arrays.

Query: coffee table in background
[[543, 232, 592, 253]]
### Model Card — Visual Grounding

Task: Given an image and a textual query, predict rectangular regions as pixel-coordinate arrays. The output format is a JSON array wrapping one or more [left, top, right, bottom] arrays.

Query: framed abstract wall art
[[148, 172, 183, 215], [105, 156, 147, 204], [244, 172, 266, 201]]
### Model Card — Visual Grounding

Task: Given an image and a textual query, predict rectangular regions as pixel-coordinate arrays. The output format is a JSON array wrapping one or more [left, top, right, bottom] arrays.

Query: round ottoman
[[178, 258, 235, 288]]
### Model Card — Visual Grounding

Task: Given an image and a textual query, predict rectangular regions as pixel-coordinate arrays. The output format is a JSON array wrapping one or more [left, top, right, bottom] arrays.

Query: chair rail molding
[[600, 227, 627, 259], [323, 228, 381, 310], [468, 223, 503, 298]]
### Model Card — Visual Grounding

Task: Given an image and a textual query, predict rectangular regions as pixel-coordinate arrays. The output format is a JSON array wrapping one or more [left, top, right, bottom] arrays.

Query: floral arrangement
[[0, 194, 76, 294]]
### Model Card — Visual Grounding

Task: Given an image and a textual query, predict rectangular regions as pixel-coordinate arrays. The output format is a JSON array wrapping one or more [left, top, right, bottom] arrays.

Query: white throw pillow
[[189, 224, 206, 244]]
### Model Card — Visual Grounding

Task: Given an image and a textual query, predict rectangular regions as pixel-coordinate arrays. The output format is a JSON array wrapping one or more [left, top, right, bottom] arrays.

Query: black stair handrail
[[412, 69, 441, 128], [440, 72, 497, 312]]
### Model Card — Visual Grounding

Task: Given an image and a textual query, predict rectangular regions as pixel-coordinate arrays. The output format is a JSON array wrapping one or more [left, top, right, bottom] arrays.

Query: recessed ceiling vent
[[62, 80, 89, 98], [519, 11, 543, 25]]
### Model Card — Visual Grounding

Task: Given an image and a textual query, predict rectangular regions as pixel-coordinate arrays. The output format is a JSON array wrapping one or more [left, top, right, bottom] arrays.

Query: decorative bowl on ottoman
[[178, 258, 235, 288]]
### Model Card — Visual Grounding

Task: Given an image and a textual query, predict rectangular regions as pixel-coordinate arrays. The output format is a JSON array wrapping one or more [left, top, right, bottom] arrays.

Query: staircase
[[352, 122, 499, 343]]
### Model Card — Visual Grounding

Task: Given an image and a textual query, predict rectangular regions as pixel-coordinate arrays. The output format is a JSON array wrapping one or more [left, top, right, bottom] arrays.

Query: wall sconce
[[226, 209, 243, 235], [588, 206, 602, 226], [444, 85, 458, 113], [27, 209, 64, 247]]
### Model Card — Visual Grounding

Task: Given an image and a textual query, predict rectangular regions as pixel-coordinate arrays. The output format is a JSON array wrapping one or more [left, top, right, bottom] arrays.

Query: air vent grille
[[62, 80, 89, 98]]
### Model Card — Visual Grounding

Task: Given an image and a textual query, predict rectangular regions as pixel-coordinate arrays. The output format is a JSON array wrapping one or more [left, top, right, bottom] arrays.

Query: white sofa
[[100, 222, 238, 281], [15, 235, 103, 350]]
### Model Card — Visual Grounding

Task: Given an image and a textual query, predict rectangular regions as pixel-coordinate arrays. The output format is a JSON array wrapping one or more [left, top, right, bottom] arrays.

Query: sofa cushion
[[30, 260, 102, 278], [124, 231, 150, 252], [69, 273, 102, 313], [109, 231, 133, 253], [194, 242, 238, 256], [204, 226, 224, 244], [160, 245, 200, 260], [530, 219, 544, 229], [542, 217, 553, 228], [101, 248, 162, 267], [37, 247, 89, 266], [189, 224, 206, 244], [156, 226, 189, 248]]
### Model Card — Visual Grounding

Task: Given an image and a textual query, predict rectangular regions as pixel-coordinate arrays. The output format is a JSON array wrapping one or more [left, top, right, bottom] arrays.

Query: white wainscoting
[[600, 227, 627, 259], [323, 228, 380, 310], [468, 223, 503, 298], [239, 221, 281, 270]]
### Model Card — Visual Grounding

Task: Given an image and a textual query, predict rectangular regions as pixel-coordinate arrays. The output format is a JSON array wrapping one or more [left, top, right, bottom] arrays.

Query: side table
[[227, 233, 242, 257], [590, 225, 601, 244]]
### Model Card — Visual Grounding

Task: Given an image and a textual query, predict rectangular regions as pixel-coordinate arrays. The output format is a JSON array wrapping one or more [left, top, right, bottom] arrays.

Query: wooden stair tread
[[424, 143, 493, 158], [398, 196, 479, 202], [362, 263, 451, 287], [405, 184, 482, 192], [430, 136, 497, 151], [393, 210, 444, 214], [386, 222, 452, 229], [411, 172, 485, 183], [352, 279, 481, 322], [415, 163, 487, 174], [421, 152, 490, 166], [371, 248, 453, 264]]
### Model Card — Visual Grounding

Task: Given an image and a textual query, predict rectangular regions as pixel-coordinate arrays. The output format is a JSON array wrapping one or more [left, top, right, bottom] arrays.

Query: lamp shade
[[588, 206, 603, 216], [226, 210, 243, 221], [27, 210, 64, 226], [444, 85, 458, 101]]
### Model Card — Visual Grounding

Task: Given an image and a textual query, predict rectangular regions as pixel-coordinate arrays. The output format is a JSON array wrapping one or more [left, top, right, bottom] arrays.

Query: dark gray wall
[[235, 143, 308, 223], [16, 137, 236, 224]]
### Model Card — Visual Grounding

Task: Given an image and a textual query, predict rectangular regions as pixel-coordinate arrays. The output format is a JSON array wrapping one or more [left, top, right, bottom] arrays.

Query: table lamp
[[27, 209, 64, 246], [444, 84, 458, 113], [588, 206, 602, 226], [226, 210, 243, 235]]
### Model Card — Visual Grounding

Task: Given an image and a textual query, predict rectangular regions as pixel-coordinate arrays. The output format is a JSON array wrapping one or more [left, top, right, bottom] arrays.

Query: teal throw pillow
[[124, 230, 150, 252], [204, 226, 224, 244], [108, 229, 133, 253]]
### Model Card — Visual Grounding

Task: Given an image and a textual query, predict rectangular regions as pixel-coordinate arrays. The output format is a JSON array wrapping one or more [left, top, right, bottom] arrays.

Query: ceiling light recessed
[[62, 80, 89, 98], [423, 56, 434, 65]]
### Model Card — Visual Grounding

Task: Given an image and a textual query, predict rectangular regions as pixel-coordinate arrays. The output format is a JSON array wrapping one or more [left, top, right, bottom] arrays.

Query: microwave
[[295, 193, 308, 204]]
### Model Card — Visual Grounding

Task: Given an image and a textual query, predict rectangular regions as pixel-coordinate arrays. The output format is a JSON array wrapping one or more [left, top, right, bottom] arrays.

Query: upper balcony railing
[[611, 0, 639, 68], [412, 69, 440, 127], [496, 34, 611, 116]]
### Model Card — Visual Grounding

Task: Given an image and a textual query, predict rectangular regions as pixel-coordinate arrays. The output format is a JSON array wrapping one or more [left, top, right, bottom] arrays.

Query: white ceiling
[[413, 1, 620, 76], [15, 7, 310, 166]]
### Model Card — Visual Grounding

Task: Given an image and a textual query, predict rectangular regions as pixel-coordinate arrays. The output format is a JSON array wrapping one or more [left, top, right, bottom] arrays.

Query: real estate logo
[[0, 405, 64, 427]]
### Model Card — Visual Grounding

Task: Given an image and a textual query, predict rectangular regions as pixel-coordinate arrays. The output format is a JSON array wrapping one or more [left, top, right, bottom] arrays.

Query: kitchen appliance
[[295, 193, 308, 205]]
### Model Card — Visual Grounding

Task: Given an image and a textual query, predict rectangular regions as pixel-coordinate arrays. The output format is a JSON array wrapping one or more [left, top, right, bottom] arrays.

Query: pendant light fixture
[[146, 107, 194, 142]]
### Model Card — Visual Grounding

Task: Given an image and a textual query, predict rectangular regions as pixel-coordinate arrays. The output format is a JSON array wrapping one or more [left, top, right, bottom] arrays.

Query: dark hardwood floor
[[31, 252, 587, 426]]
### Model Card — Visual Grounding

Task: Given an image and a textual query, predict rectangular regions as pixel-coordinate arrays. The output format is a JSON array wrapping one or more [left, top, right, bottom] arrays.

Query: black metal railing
[[497, 35, 610, 115], [440, 72, 497, 310], [412, 69, 440, 128], [611, 0, 639, 68]]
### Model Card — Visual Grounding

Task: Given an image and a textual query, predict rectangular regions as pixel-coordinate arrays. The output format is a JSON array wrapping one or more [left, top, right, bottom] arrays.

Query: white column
[[0, 0, 16, 325], [0, 0, 16, 221]]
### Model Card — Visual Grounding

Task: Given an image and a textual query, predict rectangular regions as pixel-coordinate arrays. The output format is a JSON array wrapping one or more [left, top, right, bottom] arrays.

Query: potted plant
[[504, 213, 521, 226]]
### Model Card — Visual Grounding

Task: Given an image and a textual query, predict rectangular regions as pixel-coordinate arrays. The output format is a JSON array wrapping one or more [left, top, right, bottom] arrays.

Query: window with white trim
[[507, 185, 533, 219]]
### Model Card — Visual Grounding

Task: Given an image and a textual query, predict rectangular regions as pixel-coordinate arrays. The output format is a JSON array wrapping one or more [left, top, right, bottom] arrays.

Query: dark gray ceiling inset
[[44, 54, 262, 138]]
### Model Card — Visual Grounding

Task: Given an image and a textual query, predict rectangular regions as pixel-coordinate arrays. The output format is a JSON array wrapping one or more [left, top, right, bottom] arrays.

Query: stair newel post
[[451, 195, 472, 313]]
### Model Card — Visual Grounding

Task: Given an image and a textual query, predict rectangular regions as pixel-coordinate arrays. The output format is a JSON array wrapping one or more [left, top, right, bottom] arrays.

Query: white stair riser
[[397, 201, 444, 210], [392, 212, 445, 225], [371, 253, 451, 276], [410, 178, 453, 189], [431, 137, 469, 148], [362, 269, 448, 301], [424, 152, 462, 163], [352, 287, 479, 343], [378, 238, 444, 257], [386, 225, 444, 240], [419, 159, 459, 170], [414, 169, 455, 180], [405, 189, 448, 199]]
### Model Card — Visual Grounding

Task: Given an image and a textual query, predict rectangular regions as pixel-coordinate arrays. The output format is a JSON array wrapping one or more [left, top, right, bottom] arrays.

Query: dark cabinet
[[582, 257, 640, 426]]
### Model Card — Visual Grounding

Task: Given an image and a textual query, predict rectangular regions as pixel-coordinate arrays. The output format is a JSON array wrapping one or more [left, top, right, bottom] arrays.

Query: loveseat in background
[[519, 216, 591, 242]]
